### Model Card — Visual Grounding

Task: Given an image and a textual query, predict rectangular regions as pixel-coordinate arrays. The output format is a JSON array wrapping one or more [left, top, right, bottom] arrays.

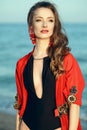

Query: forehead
[[34, 7, 55, 18]]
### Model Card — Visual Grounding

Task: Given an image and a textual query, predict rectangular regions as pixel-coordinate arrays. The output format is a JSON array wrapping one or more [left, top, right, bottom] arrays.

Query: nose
[[42, 21, 47, 28]]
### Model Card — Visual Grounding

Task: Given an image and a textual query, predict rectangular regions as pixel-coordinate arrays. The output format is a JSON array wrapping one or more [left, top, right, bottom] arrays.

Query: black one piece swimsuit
[[23, 55, 61, 130]]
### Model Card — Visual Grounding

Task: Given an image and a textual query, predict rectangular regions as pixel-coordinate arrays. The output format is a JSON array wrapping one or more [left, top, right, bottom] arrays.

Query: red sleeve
[[15, 61, 23, 109], [63, 53, 85, 106]]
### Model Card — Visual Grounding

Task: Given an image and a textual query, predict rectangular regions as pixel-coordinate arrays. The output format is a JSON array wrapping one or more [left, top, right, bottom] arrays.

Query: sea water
[[0, 23, 87, 129]]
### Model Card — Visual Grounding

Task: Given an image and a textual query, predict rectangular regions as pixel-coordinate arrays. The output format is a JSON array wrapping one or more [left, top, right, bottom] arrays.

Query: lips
[[41, 30, 49, 33]]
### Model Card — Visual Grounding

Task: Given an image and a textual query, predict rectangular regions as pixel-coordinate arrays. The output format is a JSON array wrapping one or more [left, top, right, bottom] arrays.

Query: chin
[[37, 34, 52, 39]]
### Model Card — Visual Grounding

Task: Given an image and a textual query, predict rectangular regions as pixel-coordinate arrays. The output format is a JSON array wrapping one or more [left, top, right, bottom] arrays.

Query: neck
[[33, 39, 49, 57]]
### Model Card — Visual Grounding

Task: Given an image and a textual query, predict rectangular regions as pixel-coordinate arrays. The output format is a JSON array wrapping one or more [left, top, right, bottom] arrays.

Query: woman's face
[[32, 7, 55, 40]]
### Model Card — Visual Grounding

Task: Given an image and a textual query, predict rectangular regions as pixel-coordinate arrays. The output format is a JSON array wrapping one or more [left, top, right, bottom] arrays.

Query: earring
[[49, 42, 53, 46], [49, 38, 53, 46], [29, 27, 36, 44]]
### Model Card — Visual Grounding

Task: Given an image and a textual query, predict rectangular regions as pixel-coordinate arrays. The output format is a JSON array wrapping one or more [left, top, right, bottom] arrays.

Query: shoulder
[[64, 52, 77, 63], [16, 51, 32, 70], [63, 52, 79, 71]]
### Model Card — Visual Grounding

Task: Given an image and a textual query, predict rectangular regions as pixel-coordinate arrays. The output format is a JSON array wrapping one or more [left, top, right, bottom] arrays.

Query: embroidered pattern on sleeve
[[67, 86, 77, 104]]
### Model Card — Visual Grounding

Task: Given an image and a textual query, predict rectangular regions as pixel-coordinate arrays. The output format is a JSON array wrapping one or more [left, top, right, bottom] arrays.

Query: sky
[[0, 0, 87, 23]]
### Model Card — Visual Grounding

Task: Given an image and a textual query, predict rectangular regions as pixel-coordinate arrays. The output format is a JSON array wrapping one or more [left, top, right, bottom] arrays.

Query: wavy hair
[[27, 1, 71, 79]]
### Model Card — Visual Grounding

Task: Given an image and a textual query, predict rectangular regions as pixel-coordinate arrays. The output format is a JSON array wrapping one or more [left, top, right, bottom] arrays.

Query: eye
[[35, 19, 42, 22], [49, 19, 54, 22]]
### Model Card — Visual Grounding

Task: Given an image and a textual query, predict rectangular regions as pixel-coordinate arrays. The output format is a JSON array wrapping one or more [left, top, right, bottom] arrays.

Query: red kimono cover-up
[[15, 51, 85, 130]]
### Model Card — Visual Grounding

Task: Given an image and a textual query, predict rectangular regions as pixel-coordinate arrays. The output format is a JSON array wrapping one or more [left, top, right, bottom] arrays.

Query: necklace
[[33, 57, 44, 60], [33, 56, 49, 60]]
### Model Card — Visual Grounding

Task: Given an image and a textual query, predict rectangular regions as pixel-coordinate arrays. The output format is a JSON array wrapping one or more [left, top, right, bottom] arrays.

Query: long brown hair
[[27, 1, 70, 79]]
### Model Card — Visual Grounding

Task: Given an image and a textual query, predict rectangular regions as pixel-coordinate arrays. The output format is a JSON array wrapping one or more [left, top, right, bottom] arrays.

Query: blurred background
[[0, 0, 87, 130]]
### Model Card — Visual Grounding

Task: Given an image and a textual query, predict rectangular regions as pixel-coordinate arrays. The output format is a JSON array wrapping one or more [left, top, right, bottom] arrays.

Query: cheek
[[34, 26, 41, 36], [49, 25, 55, 33], [49, 22, 55, 29], [33, 24, 41, 32]]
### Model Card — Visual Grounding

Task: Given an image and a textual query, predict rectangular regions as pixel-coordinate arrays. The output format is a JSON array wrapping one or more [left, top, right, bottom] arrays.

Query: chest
[[23, 56, 56, 99]]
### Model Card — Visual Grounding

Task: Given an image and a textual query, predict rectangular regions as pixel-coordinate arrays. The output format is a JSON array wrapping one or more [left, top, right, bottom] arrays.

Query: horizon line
[[0, 21, 87, 25]]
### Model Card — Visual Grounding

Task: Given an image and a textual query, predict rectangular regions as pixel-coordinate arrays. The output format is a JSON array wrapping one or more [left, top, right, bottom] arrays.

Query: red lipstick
[[41, 30, 49, 33]]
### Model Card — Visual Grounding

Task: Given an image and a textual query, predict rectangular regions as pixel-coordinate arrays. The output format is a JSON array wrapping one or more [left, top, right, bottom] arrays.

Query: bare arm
[[16, 111, 20, 130], [69, 104, 80, 130]]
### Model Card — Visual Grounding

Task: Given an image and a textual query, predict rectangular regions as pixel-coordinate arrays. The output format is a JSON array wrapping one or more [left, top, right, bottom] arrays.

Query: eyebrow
[[35, 16, 54, 19]]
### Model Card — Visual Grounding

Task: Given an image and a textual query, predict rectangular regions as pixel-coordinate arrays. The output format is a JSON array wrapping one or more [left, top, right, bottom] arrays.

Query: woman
[[14, 1, 85, 130]]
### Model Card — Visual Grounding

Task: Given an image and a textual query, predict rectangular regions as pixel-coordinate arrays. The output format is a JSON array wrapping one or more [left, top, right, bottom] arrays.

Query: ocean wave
[[76, 57, 87, 63], [81, 112, 87, 121], [0, 66, 15, 76], [0, 96, 16, 115], [0, 75, 15, 85]]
